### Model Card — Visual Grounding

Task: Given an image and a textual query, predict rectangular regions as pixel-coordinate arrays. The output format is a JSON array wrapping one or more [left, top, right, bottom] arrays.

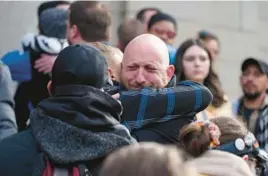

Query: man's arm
[[0, 64, 18, 140], [119, 81, 213, 130]]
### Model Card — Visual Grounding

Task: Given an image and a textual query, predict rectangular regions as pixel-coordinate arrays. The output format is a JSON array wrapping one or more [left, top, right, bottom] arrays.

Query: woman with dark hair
[[198, 30, 220, 61], [175, 38, 233, 120]]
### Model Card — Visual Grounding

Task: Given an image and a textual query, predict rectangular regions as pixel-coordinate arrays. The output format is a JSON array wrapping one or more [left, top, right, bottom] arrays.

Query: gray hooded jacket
[[0, 63, 18, 140]]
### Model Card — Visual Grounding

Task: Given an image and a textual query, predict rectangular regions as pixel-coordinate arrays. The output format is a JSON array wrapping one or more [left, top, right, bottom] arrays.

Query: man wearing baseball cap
[[232, 57, 268, 154], [0, 44, 136, 176]]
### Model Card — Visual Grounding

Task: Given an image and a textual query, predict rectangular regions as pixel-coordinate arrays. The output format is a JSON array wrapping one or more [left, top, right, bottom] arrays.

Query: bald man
[[107, 34, 213, 144], [90, 42, 123, 83], [121, 34, 175, 89]]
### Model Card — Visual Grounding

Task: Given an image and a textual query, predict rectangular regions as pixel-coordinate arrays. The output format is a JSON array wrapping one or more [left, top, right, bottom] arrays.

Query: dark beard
[[244, 91, 261, 100]]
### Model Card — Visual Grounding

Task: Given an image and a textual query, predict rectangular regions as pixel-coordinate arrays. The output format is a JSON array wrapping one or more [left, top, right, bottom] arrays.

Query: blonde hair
[[101, 142, 197, 176], [90, 42, 123, 68], [91, 42, 123, 81]]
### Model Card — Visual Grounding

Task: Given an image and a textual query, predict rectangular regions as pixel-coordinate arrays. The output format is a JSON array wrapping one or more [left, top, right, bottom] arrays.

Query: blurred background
[[0, 1, 267, 99]]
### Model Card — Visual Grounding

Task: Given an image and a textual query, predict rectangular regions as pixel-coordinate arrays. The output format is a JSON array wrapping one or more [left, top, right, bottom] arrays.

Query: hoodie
[[31, 85, 136, 162], [0, 85, 136, 176]]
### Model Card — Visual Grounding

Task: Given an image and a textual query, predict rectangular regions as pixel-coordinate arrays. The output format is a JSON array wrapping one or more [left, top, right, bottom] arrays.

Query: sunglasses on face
[[152, 28, 176, 39]]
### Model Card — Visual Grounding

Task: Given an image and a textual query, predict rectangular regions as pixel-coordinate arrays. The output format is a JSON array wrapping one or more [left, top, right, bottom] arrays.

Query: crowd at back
[[0, 1, 268, 176]]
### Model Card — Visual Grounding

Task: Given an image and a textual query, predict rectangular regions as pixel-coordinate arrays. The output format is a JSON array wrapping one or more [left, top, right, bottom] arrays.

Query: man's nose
[[246, 73, 256, 80], [136, 69, 146, 84]]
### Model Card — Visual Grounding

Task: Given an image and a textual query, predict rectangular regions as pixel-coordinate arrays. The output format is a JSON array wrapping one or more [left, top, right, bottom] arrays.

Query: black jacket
[[0, 85, 136, 176], [28, 49, 51, 107], [108, 77, 213, 144], [14, 49, 50, 131]]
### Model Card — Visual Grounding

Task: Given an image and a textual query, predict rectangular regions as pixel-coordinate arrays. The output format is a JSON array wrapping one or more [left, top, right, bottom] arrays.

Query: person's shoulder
[[221, 96, 232, 109], [213, 100, 235, 118], [0, 128, 36, 155], [0, 62, 9, 75], [0, 129, 38, 174], [0, 62, 14, 86]]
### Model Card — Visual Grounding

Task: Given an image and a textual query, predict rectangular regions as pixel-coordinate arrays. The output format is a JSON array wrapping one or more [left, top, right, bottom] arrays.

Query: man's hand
[[34, 54, 57, 74]]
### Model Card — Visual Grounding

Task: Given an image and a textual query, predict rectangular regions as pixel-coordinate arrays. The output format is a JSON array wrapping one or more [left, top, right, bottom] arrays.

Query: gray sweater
[[0, 63, 18, 140]]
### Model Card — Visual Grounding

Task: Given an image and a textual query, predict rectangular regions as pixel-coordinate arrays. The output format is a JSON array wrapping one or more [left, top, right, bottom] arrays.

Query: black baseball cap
[[241, 57, 268, 75], [51, 44, 108, 91]]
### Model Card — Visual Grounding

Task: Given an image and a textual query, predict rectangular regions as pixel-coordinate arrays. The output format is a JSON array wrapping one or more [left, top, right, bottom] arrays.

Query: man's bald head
[[121, 34, 175, 90], [123, 34, 169, 67]]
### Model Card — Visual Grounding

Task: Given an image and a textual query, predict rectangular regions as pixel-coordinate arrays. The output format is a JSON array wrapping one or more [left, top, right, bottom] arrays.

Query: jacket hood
[[30, 85, 136, 164]]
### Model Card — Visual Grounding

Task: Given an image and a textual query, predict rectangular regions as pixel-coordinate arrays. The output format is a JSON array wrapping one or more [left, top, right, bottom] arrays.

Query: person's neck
[[186, 78, 204, 84], [195, 80, 204, 84], [70, 38, 88, 45], [71, 38, 109, 46], [243, 93, 265, 109]]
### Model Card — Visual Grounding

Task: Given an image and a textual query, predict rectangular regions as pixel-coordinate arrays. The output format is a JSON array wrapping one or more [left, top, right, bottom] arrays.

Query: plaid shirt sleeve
[[120, 80, 213, 130]]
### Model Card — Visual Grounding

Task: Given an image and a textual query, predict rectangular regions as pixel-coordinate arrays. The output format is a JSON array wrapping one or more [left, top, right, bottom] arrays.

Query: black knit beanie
[[148, 12, 177, 30]]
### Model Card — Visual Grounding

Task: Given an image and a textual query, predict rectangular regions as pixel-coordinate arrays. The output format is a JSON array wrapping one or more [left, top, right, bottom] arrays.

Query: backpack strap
[[70, 167, 80, 176], [39, 144, 101, 176], [42, 158, 54, 176], [42, 157, 81, 176]]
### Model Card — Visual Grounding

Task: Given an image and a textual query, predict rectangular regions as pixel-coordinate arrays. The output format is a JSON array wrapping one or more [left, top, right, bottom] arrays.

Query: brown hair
[[101, 142, 196, 176], [69, 1, 111, 42], [198, 30, 220, 45], [211, 117, 247, 144], [117, 18, 145, 51], [179, 117, 248, 157], [179, 123, 211, 157], [136, 8, 161, 23], [175, 38, 225, 108]]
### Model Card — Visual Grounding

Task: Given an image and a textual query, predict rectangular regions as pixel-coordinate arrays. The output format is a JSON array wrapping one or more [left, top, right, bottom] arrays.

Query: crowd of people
[[0, 1, 268, 176]]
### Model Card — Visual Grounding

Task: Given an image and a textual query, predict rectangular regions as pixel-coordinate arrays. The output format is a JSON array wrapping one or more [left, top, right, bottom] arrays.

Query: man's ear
[[167, 65, 175, 80], [70, 24, 80, 41], [47, 81, 52, 96], [266, 76, 268, 90], [239, 75, 243, 85], [108, 67, 115, 81], [37, 24, 40, 33]]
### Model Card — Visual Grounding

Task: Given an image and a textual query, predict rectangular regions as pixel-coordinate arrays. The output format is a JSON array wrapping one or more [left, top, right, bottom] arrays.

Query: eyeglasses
[[152, 28, 176, 39]]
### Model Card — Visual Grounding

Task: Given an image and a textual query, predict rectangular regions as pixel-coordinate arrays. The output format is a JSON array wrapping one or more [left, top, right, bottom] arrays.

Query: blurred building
[[0, 1, 267, 99]]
